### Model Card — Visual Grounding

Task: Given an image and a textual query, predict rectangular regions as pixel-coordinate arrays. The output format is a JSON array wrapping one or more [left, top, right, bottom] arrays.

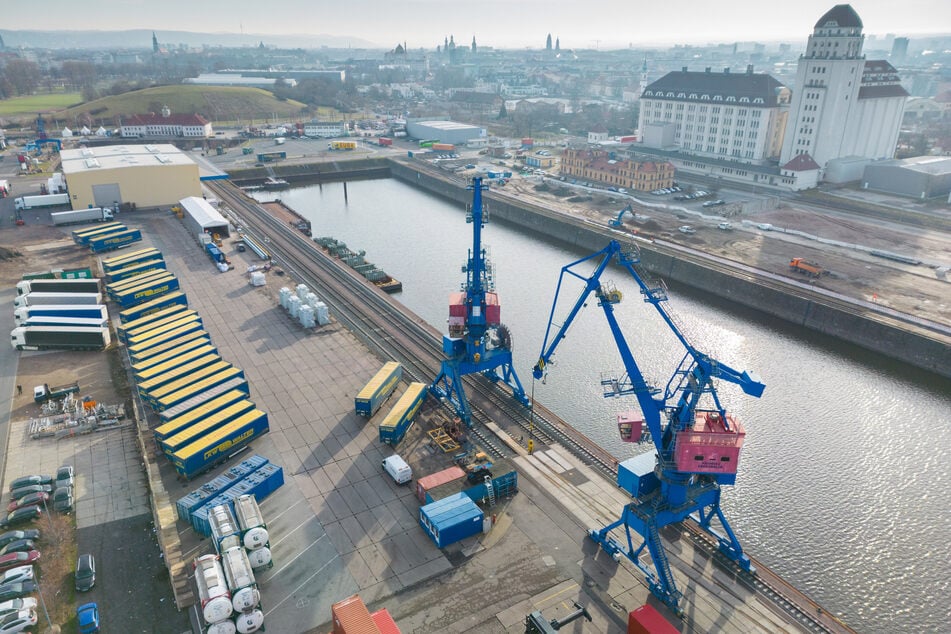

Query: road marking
[[265, 496, 305, 523], [270, 514, 318, 548], [260, 533, 326, 582], [264, 554, 340, 617]]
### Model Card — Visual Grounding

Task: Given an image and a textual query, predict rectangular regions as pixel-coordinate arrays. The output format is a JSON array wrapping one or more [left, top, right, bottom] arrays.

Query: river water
[[252, 180, 950, 634]]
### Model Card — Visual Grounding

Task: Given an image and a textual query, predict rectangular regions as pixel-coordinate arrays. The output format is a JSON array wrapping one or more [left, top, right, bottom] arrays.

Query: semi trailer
[[11, 325, 111, 351], [14, 304, 108, 326], [14, 292, 103, 308], [14, 193, 70, 210], [16, 278, 101, 296], [50, 207, 114, 226]]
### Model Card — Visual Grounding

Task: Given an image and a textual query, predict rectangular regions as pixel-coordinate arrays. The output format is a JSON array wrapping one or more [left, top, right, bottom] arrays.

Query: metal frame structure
[[532, 240, 765, 614], [430, 177, 529, 426]]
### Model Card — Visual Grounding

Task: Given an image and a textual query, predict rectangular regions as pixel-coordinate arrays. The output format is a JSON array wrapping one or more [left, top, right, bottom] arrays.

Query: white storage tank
[[221, 547, 260, 613], [234, 495, 269, 551], [315, 301, 330, 326], [295, 283, 309, 299], [299, 304, 315, 328], [288, 295, 301, 319], [234, 609, 265, 634], [207, 621, 237, 634], [209, 504, 242, 555], [247, 546, 272, 570], [279, 287, 291, 310], [194, 554, 234, 624]]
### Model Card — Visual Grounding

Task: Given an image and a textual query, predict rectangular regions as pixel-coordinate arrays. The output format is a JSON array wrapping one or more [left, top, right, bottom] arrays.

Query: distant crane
[[430, 177, 529, 426], [533, 239, 764, 614]]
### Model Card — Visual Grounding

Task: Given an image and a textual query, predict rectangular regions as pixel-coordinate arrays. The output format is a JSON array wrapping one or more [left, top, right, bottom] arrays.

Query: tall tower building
[[638, 58, 648, 98], [891, 37, 909, 64], [780, 4, 908, 172]]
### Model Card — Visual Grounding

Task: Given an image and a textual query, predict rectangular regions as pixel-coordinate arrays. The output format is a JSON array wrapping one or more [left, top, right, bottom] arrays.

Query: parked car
[[0, 509, 40, 530], [0, 542, 34, 557], [75, 554, 95, 591], [52, 487, 71, 503], [0, 599, 36, 620], [0, 608, 35, 633], [702, 199, 725, 207], [0, 553, 39, 574], [717, 222, 734, 231], [756, 222, 774, 231], [55, 466, 74, 490], [0, 535, 37, 553], [52, 494, 73, 513], [7, 487, 50, 502], [678, 225, 696, 234], [77, 602, 100, 634], [7, 477, 51, 493], [7, 493, 48, 513], [0, 584, 34, 604], [0, 568, 32, 588]]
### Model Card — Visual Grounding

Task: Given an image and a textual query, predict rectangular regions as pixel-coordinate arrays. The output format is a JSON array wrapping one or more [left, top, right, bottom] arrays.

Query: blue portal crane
[[533, 240, 764, 614], [430, 177, 529, 426]]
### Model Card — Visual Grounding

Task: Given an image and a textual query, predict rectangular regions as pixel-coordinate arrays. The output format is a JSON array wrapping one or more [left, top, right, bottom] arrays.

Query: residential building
[[638, 66, 790, 162], [119, 106, 212, 139], [560, 148, 674, 192], [779, 4, 908, 173]]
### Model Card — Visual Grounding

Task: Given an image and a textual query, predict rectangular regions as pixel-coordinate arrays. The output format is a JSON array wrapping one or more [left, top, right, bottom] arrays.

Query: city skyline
[[4, 0, 949, 49]]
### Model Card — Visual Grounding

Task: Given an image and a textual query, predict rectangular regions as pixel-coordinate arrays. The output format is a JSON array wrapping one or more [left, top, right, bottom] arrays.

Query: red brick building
[[560, 148, 674, 191]]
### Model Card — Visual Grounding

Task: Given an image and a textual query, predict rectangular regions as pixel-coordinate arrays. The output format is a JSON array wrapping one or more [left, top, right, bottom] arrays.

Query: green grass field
[[0, 93, 83, 116]]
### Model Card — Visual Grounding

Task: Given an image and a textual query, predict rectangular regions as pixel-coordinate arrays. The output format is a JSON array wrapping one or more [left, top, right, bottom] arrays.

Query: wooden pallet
[[427, 428, 460, 452]]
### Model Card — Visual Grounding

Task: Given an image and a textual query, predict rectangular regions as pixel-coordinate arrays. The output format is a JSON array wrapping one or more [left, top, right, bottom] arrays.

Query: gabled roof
[[782, 154, 821, 172], [643, 70, 786, 106], [815, 4, 862, 29]]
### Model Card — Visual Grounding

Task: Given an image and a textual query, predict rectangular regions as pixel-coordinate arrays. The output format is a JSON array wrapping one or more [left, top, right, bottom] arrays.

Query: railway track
[[208, 181, 849, 633]]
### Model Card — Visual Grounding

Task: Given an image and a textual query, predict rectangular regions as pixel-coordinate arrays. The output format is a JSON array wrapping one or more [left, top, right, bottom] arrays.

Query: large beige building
[[60, 144, 201, 210]]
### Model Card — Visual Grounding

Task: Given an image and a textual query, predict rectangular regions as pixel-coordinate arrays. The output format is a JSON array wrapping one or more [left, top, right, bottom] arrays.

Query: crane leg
[[694, 503, 754, 573]]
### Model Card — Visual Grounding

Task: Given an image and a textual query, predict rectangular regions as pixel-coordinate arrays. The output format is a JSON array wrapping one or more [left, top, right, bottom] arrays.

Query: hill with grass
[[60, 85, 308, 127]]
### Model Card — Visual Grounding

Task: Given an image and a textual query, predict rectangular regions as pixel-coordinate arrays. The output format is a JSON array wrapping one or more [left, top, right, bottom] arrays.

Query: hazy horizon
[[5, 0, 949, 50]]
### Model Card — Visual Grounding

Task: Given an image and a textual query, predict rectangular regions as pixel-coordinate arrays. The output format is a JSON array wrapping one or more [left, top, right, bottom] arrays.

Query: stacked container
[[221, 546, 264, 633], [288, 295, 301, 319], [299, 304, 315, 328], [278, 287, 291, 310], [209, 504, 243, 554], [194, 554, 233, 627]]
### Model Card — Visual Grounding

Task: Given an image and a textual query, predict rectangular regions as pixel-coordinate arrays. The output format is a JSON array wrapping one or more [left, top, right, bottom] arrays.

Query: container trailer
[[117, 304, 189, 339], [33, 381, 80, 402], [111, 275, 179, 308], [143, 361, 235, 408], [20, 271, 56, 280], [128, 329, 210, 364], [120, 308, 198, 344], [175, 455, 269, 523], [15, 278, 101, 296], [136, 354, 225, 397], [379, 382, 427, 445], [14, 193, 70, 210], [124, 313, 201, 348], [88, 228, 142, 253], [154, 390, 249, 442], [11, 325, 111, 351], [118, 290, 188, 323], [154, 367, 248, 412], [14, 292, 102, 308], [105, 258, 166, 283], [158, 398, 254, 455], [131, 342, 216, 377], [72, 223, 127, 245], [14, 304, 108, 326], [50, 207, 114, 226], [106, 269, 174, 296], [171, 409, 269, 479], [355, 361, 402, 417], [22, 316, 107, 329], [126, 321, 205, 357], [158, 380, 250, 425], [101, 247, 162, 275]]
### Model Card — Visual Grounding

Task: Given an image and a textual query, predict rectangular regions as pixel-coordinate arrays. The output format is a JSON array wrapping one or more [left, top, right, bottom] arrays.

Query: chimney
[[746, 64, 754, 74], [724, 67, 730, 74]]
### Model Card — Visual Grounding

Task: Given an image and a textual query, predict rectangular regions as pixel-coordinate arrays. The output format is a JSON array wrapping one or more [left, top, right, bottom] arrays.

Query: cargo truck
[[328, 140, 357, 150], [355, 361, 402, 417], [432, 143, 455, 152], [50, 207, 114, 226], [33, 381, 81, 402], [88, 228, 142, 253], [171, 410, 269, 479], [789, 257, 826, 278], [16, 278, 101, 296], [14, 304, 108, 326], [377, 137, 393, 146], [379, 382, 427, 445], [14, 193, 70, 210], [14, 292, 103, 308], [10, 325, 111, 351]]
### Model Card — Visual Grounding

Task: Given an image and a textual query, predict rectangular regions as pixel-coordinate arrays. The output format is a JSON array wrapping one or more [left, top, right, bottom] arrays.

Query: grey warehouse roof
[[642, 70, 787, 106]]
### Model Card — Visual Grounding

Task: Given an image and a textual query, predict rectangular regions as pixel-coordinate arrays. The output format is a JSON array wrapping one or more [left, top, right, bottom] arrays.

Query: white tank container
[[304, 292, 319, 308], [234, 609, 265, 634], [288, 295, 301, 318], [207, 620, 238, 634], [299, 304, 315, 328], [315, 301, 330, 325], [234, 495, 269, 550], [209, 505, 242, 555], [246, 546, 272, 569], [295, 283, 309, 299], [232, 586, 261, 613], [193, 554, 233, 624], [279, 287, 291, 309]]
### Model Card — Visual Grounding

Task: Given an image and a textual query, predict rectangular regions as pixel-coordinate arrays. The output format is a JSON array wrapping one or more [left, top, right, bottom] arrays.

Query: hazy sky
[[5, 0, 949, 49]]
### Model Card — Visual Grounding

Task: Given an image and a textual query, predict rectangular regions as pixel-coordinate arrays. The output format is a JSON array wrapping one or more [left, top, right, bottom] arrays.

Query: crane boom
[[533, 239, 765, 614]]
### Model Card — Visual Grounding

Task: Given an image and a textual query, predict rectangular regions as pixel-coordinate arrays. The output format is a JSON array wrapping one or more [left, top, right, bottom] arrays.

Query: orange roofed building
[[560, 148, 675, 192]]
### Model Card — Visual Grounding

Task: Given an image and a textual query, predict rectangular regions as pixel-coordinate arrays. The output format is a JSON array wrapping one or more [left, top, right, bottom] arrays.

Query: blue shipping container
[[176, 455, 269, 522], [171, 410, 269, 479], [379, 382, 427, 446], [106, 258, 167, 283], [190, 464, 284, 536], [72, 223, 127, 245], [127, 323, 207, 359], [102, 248, 163, 275], [113, 276, 180, 308], [118, 290, 188, 323], [118, 304, 190, 340], [128, 330, 209, 365], [426, 470, 519, 504], [355, 361, 402, 417], [89, 229, 143, 253], [107, 270, 173, 298], [122, 310, 201, 345], [419, 492, 484, 548], [243, 463, 285, 502]]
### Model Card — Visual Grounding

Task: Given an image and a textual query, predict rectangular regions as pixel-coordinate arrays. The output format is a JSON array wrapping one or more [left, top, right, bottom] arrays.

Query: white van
[[382, 455, 412, 485]]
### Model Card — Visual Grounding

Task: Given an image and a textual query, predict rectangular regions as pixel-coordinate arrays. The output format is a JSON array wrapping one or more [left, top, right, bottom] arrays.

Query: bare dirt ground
[[507, 179, 951, 326]]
